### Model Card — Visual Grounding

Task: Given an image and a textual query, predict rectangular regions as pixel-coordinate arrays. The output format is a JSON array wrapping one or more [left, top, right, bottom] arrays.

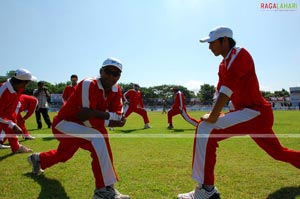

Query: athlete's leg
[[167, 108, 180, 125], [134, 107, 150, 124], [251, 129, 300, 169], [53, 120, 118, 188], [39, 138, 80, 169], [192, 108, 261, 185], [123, 106, 133, 118], [181, 108, 199, 127]]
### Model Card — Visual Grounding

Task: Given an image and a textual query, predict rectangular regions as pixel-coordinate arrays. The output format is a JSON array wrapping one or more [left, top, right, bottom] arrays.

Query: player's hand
[[108, 112, 122, 121], [201, 113, 217, 124], [201, 113, 224, 124], [108, 118, 126, 127], [13, 125, 23, 135]]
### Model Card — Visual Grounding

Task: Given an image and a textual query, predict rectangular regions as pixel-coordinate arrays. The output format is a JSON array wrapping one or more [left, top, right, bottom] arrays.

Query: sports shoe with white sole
[[28, 153, 44, 175], [15, 145, 33, 153], [144, 123, 151, 129], [23, 135, 36, 140], [93, 186, 130, 199], [0, 144, 11, 149], [177, 186, 221, 199]]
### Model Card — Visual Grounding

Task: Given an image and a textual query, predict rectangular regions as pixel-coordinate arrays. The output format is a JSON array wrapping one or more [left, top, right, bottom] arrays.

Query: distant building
[[289, 87, 300, 107]]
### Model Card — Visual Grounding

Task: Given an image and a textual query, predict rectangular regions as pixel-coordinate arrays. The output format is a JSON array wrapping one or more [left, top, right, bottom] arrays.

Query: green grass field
[[1, 110, 300, 199]]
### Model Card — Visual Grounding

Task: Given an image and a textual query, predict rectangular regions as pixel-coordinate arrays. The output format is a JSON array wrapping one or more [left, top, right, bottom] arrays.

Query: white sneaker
[[15, 145, 33, 153], [28, 153, 44, 175], [23, 135, 36, 140], [177, 186, 220, 199], [144, 123, 151, 129], [0, 144, 11, 149], [93, 186, 130, 199]]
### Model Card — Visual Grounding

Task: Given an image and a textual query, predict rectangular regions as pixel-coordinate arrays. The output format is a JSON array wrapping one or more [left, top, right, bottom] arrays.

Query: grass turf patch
[[1, 110, 300, 199]]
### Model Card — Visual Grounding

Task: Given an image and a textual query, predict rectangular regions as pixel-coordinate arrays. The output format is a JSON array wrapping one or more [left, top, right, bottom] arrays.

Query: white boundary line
[[6, 133, 300, 139]]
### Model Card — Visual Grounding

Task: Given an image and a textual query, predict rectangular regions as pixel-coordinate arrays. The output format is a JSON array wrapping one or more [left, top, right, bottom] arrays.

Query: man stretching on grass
[[123, 83, 151, 129], [0, 69, 36, 153], [167, 86, 198, 129], [177, 26, 300, 199], [28, 58, 130, 199]]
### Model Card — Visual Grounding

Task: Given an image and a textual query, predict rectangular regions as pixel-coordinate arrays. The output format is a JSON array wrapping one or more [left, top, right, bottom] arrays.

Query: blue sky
[[1, 0, 299, 92]]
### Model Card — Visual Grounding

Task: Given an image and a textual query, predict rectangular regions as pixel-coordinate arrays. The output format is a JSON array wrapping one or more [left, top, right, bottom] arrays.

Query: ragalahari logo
[[260, 2, 298, 11]]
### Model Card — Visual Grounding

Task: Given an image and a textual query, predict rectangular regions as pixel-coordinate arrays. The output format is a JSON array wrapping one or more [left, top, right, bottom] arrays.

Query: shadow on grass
[[119, 128, 144, 133], [0, 152, 14, 161], [172, 128, 196, 133], [27, 128, 41, 131], [42, 137, 56, 141], [267, 186, 300, 199], [24, 173, 70, 199]]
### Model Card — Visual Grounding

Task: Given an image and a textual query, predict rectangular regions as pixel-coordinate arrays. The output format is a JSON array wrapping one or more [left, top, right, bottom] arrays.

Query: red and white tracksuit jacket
[[123, 89, 149, 124], [192, 47, 300, 185], [168, 91, 198, 127], [39, 78, 123, 188], [0, 80, 24, 152], [62, 85, 77, 103], [1, 94, 38, 143]]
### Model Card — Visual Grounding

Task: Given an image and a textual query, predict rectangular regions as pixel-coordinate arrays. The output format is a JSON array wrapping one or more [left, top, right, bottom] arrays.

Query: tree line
[[1, 70, 290, 106]]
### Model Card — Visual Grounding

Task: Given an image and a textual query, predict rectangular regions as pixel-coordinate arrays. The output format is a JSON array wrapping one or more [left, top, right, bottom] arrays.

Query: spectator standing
[[162, 99, 167, 114], [33, 81, 52, 129]]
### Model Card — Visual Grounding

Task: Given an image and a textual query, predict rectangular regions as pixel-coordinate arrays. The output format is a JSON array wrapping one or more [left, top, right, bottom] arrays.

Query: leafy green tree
[[197, 84, 215, 105], [261, 91, 273, 100], [274, 88, 290, 97]]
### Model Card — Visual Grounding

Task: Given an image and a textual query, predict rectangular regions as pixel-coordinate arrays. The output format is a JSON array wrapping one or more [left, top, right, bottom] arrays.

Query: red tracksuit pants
[[0, 126, 19, 152], [124, 105, 150, 124], [39, 117, 118, 188], [16, 115, 30, 136], [168, 108, 198, 127], [192, 108, 300, 185]]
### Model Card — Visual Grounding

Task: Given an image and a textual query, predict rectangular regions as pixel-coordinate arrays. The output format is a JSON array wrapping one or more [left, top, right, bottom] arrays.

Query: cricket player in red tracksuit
[[17, 94, 38, 139], [0, 69, 36, 153], [123, 84, 150, 129], [178, 26, 300, 199], [0, 94, 37, 143], [0, 81, 20, 150], [62, 74, 78, 103], [167, 87, 198, 129], [28, 58, 130, 199]]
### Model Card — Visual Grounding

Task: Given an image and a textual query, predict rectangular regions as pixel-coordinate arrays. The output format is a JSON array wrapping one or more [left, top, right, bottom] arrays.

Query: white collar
[[6, 79, 16, 93]]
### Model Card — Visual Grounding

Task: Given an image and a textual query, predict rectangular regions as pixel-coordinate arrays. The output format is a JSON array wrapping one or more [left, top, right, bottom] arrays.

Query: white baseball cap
[[200, 26, 233, 43], [14, 68, 37, 81], [102, 57, 123, 71]]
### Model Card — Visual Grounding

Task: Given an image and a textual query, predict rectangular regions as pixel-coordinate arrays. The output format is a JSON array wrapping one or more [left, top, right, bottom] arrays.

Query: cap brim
[[102, 64, 122, 72], [199, 36, 216, 43]]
